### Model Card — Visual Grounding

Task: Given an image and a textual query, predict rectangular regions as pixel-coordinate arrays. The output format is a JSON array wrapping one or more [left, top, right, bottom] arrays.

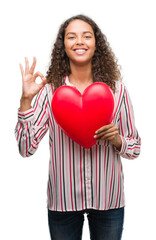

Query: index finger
[[33, 71, 44, 79], [95, 123, 114, 134]]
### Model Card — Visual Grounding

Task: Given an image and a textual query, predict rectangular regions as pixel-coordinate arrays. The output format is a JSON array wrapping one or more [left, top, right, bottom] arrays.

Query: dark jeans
[[48, 207, 124, 240]]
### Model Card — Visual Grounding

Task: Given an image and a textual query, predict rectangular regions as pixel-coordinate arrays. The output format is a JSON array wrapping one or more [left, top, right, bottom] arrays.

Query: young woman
[[15, 15, 141, 240]]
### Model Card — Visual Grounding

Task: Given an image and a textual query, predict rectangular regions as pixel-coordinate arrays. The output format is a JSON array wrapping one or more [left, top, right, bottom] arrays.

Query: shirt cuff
[[18, 108, 34, 123], [114, 135, 128, 156]]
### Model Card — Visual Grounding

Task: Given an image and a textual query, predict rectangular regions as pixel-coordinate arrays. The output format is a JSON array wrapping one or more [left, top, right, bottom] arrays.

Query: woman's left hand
[[94, 123, 122, 151]]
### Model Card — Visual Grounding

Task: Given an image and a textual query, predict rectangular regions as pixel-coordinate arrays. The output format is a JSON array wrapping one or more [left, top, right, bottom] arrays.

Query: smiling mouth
[[74, 49, 88, 55]]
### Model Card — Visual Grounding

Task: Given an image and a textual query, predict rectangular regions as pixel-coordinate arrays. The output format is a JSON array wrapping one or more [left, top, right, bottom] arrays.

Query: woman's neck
[[69, 62, 93, 86]]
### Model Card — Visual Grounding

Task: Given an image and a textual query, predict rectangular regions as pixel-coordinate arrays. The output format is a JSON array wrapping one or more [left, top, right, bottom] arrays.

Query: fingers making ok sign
[[19, 57, 47, 102]]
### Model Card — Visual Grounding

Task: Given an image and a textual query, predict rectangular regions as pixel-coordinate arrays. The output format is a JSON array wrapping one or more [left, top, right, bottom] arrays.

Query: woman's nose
[[76, 36, 84, 45]]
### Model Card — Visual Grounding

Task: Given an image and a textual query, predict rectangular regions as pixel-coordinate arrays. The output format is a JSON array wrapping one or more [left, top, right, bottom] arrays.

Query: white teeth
[[75, 49, 86, 53]]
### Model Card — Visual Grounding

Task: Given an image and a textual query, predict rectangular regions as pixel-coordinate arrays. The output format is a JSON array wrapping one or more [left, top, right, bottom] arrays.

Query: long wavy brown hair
[[46, 15, 121, 92]]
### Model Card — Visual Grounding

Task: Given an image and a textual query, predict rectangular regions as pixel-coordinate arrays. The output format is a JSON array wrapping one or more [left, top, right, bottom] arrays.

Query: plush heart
[[51, 82, 115, 149]]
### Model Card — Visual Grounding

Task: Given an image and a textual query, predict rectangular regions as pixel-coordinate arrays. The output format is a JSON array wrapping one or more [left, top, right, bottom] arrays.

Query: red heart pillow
[[51, 82, 115, 149]]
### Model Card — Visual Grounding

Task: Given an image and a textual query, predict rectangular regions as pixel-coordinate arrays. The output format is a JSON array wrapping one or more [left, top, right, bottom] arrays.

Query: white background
[[0, 0, 155, 239]]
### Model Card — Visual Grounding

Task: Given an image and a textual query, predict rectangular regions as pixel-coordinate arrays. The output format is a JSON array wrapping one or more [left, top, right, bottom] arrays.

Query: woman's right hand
[[19, 57, 47, 112]]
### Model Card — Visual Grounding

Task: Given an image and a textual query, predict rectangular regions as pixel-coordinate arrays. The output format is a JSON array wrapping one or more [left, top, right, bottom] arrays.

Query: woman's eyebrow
[[66, 31, 93, 36], [83, 31, 93, 35]]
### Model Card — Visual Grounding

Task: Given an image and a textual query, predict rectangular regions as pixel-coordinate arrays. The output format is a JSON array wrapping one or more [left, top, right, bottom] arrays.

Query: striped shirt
[[15, 77, 141, 212]]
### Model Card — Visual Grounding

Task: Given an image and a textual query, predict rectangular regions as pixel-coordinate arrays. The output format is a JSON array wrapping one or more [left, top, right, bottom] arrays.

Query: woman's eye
[[68, 36, 75, 39], [84, 36, 91, 39]]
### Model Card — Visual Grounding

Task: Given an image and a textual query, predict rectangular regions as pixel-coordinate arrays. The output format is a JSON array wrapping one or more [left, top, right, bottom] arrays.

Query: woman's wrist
[[20, 96, 32, 112], [113, 135, 122, 151]]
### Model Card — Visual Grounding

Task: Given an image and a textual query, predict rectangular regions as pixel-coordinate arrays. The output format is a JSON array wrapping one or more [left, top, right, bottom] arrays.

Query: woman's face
[[64, 19, 96, 66]]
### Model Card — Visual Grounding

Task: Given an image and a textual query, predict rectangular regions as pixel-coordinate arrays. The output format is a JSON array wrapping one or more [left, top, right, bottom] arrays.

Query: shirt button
[[86, 179, 91, 184]]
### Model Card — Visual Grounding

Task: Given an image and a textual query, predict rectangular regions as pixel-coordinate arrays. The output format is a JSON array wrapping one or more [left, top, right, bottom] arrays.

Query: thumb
[[38, 77, 47, 88]]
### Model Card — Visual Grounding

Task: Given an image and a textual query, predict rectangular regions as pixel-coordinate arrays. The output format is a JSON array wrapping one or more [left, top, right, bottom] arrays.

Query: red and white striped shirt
[[15, 77, 141, 212]]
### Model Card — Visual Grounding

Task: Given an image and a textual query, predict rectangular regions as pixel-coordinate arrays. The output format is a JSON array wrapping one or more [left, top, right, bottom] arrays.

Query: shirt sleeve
[[15, 86, 49, 157], [115, 85, 141, 159]]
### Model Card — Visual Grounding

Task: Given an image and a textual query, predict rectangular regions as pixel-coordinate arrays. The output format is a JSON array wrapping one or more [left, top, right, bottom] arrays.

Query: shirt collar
[[64, 76, 75, 87]]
